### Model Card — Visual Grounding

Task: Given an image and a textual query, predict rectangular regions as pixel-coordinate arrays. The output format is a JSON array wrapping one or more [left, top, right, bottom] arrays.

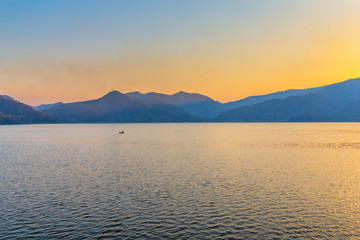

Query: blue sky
[[1, 0, 360, 105]]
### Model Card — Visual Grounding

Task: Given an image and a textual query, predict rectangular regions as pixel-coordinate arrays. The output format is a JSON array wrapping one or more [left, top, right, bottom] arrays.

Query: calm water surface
[[1, 123, 360, 239]]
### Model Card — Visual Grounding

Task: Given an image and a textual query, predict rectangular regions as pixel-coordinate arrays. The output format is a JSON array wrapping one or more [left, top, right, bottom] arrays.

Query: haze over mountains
[[2, 78, 360, 124]]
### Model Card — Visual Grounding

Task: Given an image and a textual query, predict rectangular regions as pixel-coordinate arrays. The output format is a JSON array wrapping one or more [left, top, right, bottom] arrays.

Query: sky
[[1, 0, 360, 106]]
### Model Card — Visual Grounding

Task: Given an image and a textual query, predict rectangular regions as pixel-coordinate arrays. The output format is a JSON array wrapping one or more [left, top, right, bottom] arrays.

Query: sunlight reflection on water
[[1, 123, 360, 239]]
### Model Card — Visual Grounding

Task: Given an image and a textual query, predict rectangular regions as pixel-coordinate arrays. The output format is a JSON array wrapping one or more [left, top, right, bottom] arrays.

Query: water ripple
[[1, 123, 360, 239]]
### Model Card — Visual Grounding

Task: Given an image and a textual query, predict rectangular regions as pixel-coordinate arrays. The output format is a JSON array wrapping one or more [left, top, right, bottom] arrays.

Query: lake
[[1, 123, 360, 239]]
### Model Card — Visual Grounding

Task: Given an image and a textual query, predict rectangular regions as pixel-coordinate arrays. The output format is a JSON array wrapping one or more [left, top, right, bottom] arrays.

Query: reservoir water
[[1, 123, 360, 239]]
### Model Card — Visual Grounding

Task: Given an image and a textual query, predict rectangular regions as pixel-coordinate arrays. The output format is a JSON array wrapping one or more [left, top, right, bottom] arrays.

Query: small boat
[[119, 131, 124, 134]]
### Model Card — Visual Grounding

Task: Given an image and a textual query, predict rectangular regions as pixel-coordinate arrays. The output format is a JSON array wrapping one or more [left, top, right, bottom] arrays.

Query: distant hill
[[43, 91, 199, 123], [224, 78, 360, 110], [34, 102, 63, 111], [0, 96, 56, 124], [126, 91, 226, 118], [315, 78, 360, 105], [224, 87, 324, 110], [216, 78, 360, 122], [216, 94, 341, 122]]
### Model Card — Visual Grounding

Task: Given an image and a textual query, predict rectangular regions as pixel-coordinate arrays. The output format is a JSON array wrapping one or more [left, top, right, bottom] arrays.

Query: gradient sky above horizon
[[1, 0, 360, 105]]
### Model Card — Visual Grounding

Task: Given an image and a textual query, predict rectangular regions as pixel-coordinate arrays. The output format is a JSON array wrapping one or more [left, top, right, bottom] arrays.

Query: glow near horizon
[[1, 0, 360, 105]]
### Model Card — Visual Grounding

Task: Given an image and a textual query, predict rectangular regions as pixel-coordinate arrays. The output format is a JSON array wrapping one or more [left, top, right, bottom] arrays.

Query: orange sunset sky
[[1, 0, 360, 106]]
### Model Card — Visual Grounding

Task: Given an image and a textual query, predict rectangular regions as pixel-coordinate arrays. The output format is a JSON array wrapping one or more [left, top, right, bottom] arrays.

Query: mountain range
[[2, 78, 360, 124], [42, 91, 199, 123], [216, 78, 360, 122]]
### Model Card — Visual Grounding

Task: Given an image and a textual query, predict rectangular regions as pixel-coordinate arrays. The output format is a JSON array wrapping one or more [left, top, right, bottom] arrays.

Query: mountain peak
[[127, 91, 141, 95], [172, 91, 214, 103], [0, 95, 15, 101], [103, 90, 123, 98]]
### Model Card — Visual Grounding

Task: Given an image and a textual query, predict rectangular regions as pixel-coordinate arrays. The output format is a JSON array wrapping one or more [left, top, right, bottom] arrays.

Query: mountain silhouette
[[224, 87, 324, 110], [34, 102, 63, 111], [315, 78, 360, 105], [43, 91, 199, 123], [126, 91, 226, 118], [0, 95, 56, 124], [224, 78, 360, 110], [216, 94, 341, 122], [217, 78, 360, 122], [3, 77, 360, 124], [0, 95, 15, 101]]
